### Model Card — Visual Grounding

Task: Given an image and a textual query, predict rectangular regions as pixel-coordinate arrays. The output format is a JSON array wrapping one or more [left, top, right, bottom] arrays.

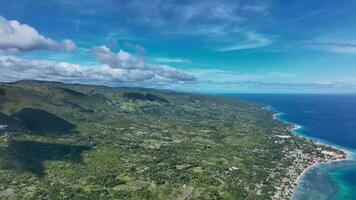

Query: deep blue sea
[[228, 94, 356, 200]]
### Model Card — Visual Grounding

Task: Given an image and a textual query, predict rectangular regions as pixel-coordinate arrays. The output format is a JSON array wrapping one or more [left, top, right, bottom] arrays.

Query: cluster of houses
[[271, 142, 346, 200]]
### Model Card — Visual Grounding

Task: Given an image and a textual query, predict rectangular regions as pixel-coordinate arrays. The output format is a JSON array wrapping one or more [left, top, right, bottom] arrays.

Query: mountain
[[0, 80, 341, 199]]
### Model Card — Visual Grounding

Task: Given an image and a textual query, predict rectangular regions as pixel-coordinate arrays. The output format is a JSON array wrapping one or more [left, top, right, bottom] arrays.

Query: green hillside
[[0, 81, 339, 199]]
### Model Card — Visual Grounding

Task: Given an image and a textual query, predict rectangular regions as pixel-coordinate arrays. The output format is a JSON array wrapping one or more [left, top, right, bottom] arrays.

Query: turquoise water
[[228, 94, 356, 200]]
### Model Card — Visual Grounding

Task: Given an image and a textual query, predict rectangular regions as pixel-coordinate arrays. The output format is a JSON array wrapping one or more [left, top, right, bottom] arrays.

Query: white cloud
[[316, 77, 356, 87], [152, 57, 190, 64], [219, 31, 272, 51], [0, 52, 195, 85], [0, 16, 76, 53], [92, 45, 195, 81], [168, 69, 356, 93], [61, 39, 77, 52], [302, 40, 356, 54], [190, 69, 292, 84]]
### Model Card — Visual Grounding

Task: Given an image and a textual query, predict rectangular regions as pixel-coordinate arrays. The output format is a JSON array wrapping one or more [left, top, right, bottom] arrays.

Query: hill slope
[[0, 81, 343, 199]]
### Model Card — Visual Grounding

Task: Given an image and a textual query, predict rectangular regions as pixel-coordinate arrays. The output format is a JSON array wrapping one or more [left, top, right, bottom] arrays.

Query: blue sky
[[0, 0, 356, 93]]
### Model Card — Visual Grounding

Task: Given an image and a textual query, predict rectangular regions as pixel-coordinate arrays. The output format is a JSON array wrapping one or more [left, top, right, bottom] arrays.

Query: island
[[0, 80, 347, 199]]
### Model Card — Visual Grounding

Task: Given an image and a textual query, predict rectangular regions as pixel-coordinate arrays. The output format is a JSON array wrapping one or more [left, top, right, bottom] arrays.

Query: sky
[[0, 0, 356, 93]]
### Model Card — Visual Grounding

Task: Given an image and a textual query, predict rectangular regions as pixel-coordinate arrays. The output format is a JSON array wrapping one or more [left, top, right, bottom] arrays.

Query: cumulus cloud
[[61, 39, 77, 52], [92, 45, 195, 81], [0, 57, 94, 83], [0, 16, 76, 53], [0, 53, 194, 85]]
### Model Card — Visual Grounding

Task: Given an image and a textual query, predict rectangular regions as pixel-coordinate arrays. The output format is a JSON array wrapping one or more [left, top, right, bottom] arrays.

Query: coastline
[[290, 123, 352, 159], [290, 123, 351, 200], [270, 111, 350, 200]]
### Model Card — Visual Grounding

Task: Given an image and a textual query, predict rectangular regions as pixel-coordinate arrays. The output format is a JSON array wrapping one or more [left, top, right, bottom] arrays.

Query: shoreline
[[270, 111, 350, 199], [289, 123, 351, 199], [294, 152, 350, 188]]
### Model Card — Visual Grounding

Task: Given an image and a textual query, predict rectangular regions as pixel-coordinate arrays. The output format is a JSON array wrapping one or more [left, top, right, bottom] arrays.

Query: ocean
[[229, 94, 356, 200]]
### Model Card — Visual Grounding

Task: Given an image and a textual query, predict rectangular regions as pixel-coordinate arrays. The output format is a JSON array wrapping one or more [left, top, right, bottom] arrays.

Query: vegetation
[[0, 80, 340, 199]]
